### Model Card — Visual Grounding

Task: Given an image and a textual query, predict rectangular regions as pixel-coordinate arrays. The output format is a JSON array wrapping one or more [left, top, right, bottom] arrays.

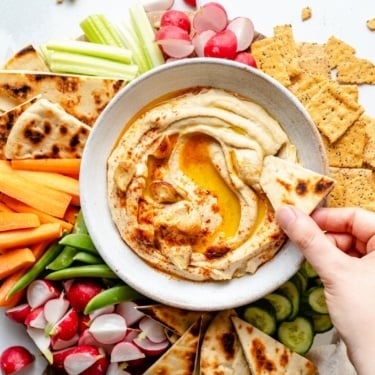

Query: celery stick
[[80, 14, 125, 48], [45, 40, 133, 63], [49, 51, 138, 80], [128, 3, 165, 68]]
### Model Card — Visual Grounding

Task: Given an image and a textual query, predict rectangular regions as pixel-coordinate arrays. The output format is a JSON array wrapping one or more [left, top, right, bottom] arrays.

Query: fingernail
[[275, 205, 297, 230]]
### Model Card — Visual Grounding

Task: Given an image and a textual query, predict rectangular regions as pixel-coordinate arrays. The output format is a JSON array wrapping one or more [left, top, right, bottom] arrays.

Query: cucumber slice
[[311, 313, 333, 333], [278, 316, 314, 354], [303, 286, 328, 314], [242, 299, 277, 336], [301, 259, 318, 278], [264, 293, 292, 322], [292, 271, 308, 293], [276, 280, 300, 320]]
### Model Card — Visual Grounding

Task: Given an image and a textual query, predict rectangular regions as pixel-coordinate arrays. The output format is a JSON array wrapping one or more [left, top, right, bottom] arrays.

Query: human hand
[[276, 205, 375, 375]]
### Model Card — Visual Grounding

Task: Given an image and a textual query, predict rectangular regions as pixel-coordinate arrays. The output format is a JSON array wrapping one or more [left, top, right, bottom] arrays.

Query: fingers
[[276, 205, 346, 277]]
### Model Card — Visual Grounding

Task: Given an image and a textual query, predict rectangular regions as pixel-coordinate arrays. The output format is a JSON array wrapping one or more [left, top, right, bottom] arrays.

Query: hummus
[[107, 87, 296, 281]]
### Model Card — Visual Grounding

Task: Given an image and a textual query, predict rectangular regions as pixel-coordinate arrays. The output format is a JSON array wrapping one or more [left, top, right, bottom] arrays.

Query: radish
[[192, 29, 216, 57], [107, 363, 131, 375], [49, 308, 79, 341], [64, 348, 102, 375], [183, 0, 196, 7], [204, 29, 238, 59], [67, 279, 104, 313], [78, 330, 114, 355], [26, 280, 59, 309], [193, 2, 228, 33], [51, 334, 79, 351], [160, 10, 191, 33], [80, 356, 109, 375], [52, 346, 81, 370], [24, 306, 47, 329], [116, 301, 144, 326], [227, 17, 255, 51], [140, 0, 174, 12], [89, 313, 127, 345], [110, 341, 145, 363], [43, 294, 70, 324], [78, 314, 91, 334], [5, 304, 31, 324], [234, 51, 257, 67], [0, 346, 35, 375], [155, 25, 194, 59], [26, 327, 52, 364], [89, 304, 115, 321], [138, 316, 168, 343], [133, 336, 169, 356], [123, 328, 142, 342]]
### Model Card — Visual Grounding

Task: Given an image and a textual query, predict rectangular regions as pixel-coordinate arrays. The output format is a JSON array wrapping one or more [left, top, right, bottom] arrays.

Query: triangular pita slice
[[136, 304, 212, 336], [260, 155, 335, 214], [232, 316, 318, 374], [0, 71, 124, 125], [2, 45, 49, 71], [143, 318, 201, 375], [5, 98, 91, 159], [0, 96, 40, 159], [200, 309, 250, 375]]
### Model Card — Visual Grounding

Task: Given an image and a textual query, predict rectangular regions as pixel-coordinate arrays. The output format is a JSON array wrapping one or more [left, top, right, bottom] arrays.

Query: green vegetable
[[310, 313, 333, 333], [242, 299, 277, 336], [6, 241, 63, 298], [276, 280, 300, 321], [74, 211, 89, 235], [46, 246, 78, 271], [59, 233, 98, 254], [72, 251, 103, 265], [263, 293, 293, 322], [302, 286, 328, 314], [84, 285, 143, 314], [45, 264, 118, 280]]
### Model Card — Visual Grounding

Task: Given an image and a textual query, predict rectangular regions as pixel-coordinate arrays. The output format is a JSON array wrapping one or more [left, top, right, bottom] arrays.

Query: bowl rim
[[80, 57, 327, 311]]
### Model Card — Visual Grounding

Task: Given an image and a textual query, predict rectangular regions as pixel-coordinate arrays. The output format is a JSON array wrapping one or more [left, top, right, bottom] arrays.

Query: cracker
[[250, 37, 292, 86], [324, 36, 355, 69], [289, 72, 326, 106], [336, 56, 375, 84], [305, 80, 364, 143], [367, 18, 375, 31], [363, 114, 375, 169], [297, 42, 330, 78], [323, 115, 366, 168], [301, 7, 312, 21], [329, 167, 375, 211]]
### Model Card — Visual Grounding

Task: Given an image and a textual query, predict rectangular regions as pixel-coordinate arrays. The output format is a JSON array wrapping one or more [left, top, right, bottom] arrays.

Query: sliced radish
[[138, 316, 167, 343], [50, 308, 79, 341], [51, 334, 79, 351], [192, 29, 216, 57], [140, 0, 174, 12], [160, 10, 191, 33], [204, 29, 238, 59], [193, 2, 228, 33], [24, 306, 47, 329], [116, 301, 145, 327], [157, 39, 195, 58], [89, 304, 115, 321], [26, 280, 59, 309], [52, 347, 77, 370], [64, 352, 101, 375], [133, 337, 169, 356], [106, 363, 131, 375], [111, 342, 145, 363], [78, 314, 91, 335], [5, 304, 31, 324], [0, 346, 35, 375], [89, 313, 127, 345], [78, 330, 114, 355], [44, 295, 70, 324], [27, 327, 52, 364], [227, 16, 255, 51], [123, 328, 141, 343], [80, 356, 109, 375], [234, 51, 257, 67], [183, 0, 196, 7]]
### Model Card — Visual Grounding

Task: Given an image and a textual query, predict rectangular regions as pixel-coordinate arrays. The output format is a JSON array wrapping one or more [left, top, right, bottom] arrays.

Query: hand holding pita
[[276, 205, 375, 375]]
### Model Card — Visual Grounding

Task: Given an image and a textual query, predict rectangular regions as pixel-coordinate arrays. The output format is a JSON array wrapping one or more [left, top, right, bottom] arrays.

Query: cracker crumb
[[301, 7, 312, 21], [367, 18, 375, 31]]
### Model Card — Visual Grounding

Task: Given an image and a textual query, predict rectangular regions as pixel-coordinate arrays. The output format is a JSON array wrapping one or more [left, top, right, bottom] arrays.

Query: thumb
[[276, 205, 345, 278]]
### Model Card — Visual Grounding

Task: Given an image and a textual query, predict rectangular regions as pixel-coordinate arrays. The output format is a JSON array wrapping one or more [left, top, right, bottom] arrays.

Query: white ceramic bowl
[[80, 58, 327, 311]]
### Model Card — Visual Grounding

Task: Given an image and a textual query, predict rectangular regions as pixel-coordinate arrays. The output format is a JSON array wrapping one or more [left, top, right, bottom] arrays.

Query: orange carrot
[[0, 169, 72, 218], [0, 201, 13, 212], [0, 212, 40, 232], [0, 269, 25, 307], [11, 159, 81, 175], [0, 223, 62, 251], [0, 195, 73, 232], [0, 248, 35, 279], [64, 205, 80, 224]]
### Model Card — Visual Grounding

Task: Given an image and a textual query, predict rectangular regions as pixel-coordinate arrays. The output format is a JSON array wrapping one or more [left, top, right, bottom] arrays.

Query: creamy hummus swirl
[[107, 88, 295, 281]]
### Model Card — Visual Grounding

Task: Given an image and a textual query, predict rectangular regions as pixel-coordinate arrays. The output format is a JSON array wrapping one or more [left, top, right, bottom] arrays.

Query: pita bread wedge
[[4, 98, 91, 159], [232, 316, 318, 374], [2, 45, 49, 71], [260, 155, 335, 214], [200, 309, 250, 375], [143, 318, 202, 375], [0, 70, 124, 125], [136, 304, 211, 336], [0, 96, 40, 159]]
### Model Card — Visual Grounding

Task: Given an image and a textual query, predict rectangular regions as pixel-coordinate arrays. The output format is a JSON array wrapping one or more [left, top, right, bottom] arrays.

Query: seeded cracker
[[367, 18, 375, 31], [301, 7, 312, 21], [324, 36, 356, 69], [322, 116, 366, 168], [297, 42, 330, 78], [363, 115, 375, 169]]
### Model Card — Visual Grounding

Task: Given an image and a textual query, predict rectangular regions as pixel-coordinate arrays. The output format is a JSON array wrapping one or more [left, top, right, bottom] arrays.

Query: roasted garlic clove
[[149, 180, 182, 203]]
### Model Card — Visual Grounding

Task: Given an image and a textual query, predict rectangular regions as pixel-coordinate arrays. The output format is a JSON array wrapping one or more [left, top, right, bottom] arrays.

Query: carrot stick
[[10, 159, 81, 175], [0, 212, 40, 231], [0, 169, 72, 218], [0, 223, 62, 251], [64, 205, 80, 224], [0, 201, 13, 212], [0, 195, 73, 232], [0, 269, 25, 307], [0, 248, 35, 279]]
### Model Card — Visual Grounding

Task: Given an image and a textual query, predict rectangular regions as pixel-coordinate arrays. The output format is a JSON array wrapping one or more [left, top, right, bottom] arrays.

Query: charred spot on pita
[[295, 180, 308, 195], [315, 178, 334, 194], [251, 338, 277, 372], [4, 83, 32, 99], [70, 134, 80, 148], [24, 126, 44, 144], [220, 332, 236, 359]]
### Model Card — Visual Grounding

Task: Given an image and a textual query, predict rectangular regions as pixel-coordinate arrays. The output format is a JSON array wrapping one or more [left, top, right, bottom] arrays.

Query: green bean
[[45, 264, 118, 280], [72, 251, 103, 265], [73, 210, 89, 234], [58, 233, 98, 254], [7, 241, 63, 298], [46, 246, 78, 271], [84, 285, 143, 314]]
